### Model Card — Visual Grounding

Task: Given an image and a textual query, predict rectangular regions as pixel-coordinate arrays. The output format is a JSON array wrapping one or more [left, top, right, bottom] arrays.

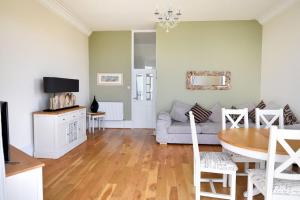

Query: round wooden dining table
[[218, 128, 300, 162]]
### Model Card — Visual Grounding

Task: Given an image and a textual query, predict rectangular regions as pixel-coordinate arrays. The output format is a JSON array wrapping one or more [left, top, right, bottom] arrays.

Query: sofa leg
[[159, 143, 168, 145]]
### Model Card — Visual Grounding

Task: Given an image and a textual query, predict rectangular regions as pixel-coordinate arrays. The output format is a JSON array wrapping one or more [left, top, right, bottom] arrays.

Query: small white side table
[[87, 112, 106, 134]]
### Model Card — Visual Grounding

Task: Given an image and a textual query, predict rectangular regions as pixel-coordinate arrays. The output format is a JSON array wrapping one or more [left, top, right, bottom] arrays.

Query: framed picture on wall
[[97, 73, 123, 86]]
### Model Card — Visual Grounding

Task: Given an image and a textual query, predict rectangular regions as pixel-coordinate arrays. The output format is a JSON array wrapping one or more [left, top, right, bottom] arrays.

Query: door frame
[[131, 30, 157, 128]]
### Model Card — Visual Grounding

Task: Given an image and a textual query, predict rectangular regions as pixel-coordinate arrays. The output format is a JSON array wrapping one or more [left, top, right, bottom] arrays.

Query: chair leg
[[195, 185, 200, 200], [195, 169, 201, 200], [228, 174, 232, 187], [230, 172, 236, 200], [247, 176, 253, 200], [259, 161, 265, 169], [223, 174, 227, 187]]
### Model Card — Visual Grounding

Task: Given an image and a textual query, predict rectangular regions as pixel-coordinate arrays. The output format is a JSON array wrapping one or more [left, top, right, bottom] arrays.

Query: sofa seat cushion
[[199, 122, 256, 134], [199, 122, 222, 134], [168, 121, 201, 134], [168, 121, 257, 135], [285, 123, 300, 130]]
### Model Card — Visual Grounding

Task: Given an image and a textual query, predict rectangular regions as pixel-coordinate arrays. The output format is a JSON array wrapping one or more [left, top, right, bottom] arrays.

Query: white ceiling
[[56, 0, 290, 31]]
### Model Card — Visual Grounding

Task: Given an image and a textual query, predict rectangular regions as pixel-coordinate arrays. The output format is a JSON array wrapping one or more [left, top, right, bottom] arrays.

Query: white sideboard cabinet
[[6, 146, 44, 200], [33, 107, 87, 159]]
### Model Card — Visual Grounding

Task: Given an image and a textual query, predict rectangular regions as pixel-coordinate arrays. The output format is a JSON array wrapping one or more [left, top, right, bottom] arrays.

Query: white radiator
[[98, 102, 123, 120]]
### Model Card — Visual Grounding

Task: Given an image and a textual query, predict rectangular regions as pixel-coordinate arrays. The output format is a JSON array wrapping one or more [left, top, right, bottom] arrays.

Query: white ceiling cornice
[[257, 0, 298, 25], [37, 0, 92, 36]]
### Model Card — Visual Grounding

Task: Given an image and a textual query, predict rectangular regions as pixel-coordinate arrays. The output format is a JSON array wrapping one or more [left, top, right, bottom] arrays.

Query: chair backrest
[[265, 126, 300, 199], [189, 111, 200, 164], [221, 108, 249, 130], [255, 108, 284, 129]]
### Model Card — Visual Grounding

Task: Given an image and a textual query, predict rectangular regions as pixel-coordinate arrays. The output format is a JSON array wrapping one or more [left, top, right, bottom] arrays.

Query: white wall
[[0, 0, 89, 155], [0, 114, 6, 200], [261, 2, 300, 115]]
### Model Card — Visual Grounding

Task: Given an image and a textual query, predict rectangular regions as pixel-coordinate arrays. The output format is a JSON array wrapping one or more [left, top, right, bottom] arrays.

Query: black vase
[[90, 96, 99, 113]]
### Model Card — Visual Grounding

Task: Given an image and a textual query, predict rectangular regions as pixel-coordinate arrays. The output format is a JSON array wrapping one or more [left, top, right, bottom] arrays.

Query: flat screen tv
[[0, 101, 10, 162], [43, 77, 79, 93]]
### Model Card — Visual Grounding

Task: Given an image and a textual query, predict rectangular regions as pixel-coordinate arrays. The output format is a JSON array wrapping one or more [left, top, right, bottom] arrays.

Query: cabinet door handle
[[62, 118, 66, 121]]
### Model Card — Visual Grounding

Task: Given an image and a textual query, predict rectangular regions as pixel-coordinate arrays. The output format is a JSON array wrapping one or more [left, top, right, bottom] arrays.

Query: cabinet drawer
[[70, 111, 80, 119], [57, 114, 72, 123], [57, 111, 81, 122]]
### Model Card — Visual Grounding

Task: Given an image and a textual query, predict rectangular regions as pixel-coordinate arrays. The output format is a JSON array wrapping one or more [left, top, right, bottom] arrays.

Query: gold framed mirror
[[186, 71, 231, 90]]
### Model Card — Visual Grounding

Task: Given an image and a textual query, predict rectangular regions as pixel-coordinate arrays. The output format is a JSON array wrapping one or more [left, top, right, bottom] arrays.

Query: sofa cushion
[[186, 103, 212, 123], [199, 122, 256, 134], [170, 101, 192, 122], [199, 122, 222, 134], [283, 104, 298, 125], [168, 121, 256, 135], [285, 123, 300, 130], [209, 103, 222, 122], [249, 100, 266, 122], [168, 121, 201, 134]]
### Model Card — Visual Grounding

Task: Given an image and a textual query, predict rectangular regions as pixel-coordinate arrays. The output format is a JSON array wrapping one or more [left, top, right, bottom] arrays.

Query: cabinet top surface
[[33, 106, 86, 115], [5, 145, 45, 177]]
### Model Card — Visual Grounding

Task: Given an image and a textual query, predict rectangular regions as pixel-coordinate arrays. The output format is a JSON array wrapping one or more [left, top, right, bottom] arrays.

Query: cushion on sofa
[[186, 103, 212, 123], [249, 100, 266, 122], [209, 103, 222, 122], [168, 121, 201, 134], [170, 101, 192, 122], [284, 104, 298, 125]]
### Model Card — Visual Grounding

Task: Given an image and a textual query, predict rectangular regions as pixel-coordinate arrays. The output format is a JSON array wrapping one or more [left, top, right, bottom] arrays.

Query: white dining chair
[[247, 126, 300, 200], [189, 111, 238, 200], [255, 108, 284, 129], [222, 108, 261, 186], [255, 108, 284, 170]]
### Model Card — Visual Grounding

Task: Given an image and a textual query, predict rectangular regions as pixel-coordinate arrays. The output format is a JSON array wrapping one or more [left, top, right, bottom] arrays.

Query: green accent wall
[[156, 21, 262, 112], [89, 31, 131, 120]]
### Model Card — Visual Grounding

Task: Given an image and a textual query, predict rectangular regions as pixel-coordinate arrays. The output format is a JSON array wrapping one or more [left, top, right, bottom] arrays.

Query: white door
[[132, 69, 156, 128], [131, 31, 156, 128]]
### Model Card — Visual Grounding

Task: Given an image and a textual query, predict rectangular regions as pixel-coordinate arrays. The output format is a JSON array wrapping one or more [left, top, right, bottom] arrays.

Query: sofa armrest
[[157, 112, 172, 128], [156, 112, 172, 144]]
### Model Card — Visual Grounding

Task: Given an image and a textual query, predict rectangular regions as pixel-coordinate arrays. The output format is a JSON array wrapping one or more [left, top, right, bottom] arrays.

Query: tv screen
[[0, 101, 10, 162], [43, 77, 79, 93]]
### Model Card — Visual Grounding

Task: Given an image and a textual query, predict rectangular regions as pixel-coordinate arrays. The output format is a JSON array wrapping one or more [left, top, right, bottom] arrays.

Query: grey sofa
[[156, 111, 300, 145]]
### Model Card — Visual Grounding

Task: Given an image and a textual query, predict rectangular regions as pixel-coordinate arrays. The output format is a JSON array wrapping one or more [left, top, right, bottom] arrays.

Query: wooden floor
[[42, 129, 263, 200]]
